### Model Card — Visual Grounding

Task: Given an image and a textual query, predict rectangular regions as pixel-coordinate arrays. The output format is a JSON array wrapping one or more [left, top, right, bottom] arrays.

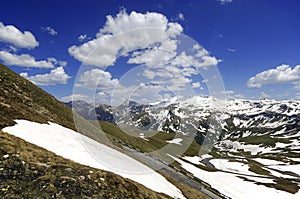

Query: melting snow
[[254, 158, 285, 165], [267, 164, 300, 176], [139, 133, 149, 141], [219, 140, 277, 155], [169, 155, 300, 199], [210, 159, 257, 176], [166, 138, 183, 145], [2, 120, 185, 199]]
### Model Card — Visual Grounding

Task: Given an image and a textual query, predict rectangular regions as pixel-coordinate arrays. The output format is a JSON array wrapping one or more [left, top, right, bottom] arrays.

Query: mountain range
[[66, 94, 300, 198]]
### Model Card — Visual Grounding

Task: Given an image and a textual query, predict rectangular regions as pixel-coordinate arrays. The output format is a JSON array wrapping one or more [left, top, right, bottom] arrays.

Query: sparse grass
[[257, 178, 300, 194], [0, 64, 75, 130], [248, 164, 271, 176], [95, 121, 213, 198], [271, 178, 299, 194], [238, 135, 291, 147], [0, 130, 170, 199], [98, 121, 201, 160]]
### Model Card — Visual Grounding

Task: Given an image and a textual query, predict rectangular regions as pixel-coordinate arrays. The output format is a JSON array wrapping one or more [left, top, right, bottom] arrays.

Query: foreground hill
[[0, 130, 169, 199], [0, 64, 180, 198]]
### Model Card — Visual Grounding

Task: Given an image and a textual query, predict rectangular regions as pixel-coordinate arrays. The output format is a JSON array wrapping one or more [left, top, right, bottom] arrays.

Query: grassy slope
[[0, 64, 171, 198], [98, 121, 201, 161], [0, 64, 74, 130], [0, 130, 169, 199]]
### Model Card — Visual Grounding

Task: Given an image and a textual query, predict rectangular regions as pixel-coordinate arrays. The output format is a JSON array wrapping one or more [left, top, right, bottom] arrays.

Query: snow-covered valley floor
[[2, 120, 185, 199]]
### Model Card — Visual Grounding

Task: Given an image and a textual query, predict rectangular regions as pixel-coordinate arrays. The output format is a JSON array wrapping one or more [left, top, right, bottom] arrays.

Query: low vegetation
[[98, 121, 201, 160], [0, 130, 170, 198], [238, 135, 291, 147]]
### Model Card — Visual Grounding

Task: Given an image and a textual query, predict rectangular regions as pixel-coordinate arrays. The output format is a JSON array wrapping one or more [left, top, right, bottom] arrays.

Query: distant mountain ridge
[[66, 96, 300, 143], [65, 100, 115, 122]]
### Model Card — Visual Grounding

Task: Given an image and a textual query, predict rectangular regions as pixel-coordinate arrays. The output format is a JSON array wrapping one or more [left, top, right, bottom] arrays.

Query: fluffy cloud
[[0, 51, 55, 68], [127, 39, 178, 67], [41, 26, 57, 36], [76, 69, 119, 90], [70, 10, 221, 103], [61, 94, 89, 102], [20, 67, 71, 86], [0, 22, 39, 49], [171, 51, 219, 69], [47, 57, 67, 67], [247, 64, 300, 88], [68, 10, 183, 67]]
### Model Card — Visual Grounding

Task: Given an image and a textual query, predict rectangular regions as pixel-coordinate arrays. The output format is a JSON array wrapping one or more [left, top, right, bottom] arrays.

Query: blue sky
[[1, 0, 300, 103]]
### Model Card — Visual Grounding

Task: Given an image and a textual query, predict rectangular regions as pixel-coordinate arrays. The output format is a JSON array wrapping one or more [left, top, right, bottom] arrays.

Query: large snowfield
[[172, 156, 300, 199], [2, 120, 185, 199]]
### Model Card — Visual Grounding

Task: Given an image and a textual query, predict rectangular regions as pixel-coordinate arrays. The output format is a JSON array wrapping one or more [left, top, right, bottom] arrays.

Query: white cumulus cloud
[[69, 10, 221, 103], [47, 57, 67, 67], [0, 21, 39, 49], [76, 69, 119, 90], [0, 51, 54, 68], [20, 66, 71, 86], [247, 64, 300, 88], [68, 10, 183, 67]]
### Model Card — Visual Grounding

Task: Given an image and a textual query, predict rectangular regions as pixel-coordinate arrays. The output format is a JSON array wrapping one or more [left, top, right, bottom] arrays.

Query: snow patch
[[166, 138, 183, 145], [210, 159, 257, 176], [169, 155, 300, 199]]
